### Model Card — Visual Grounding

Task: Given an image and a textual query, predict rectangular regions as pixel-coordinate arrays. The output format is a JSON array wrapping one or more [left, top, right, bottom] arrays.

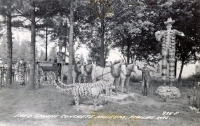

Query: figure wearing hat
[[155, 18, 185, 86]]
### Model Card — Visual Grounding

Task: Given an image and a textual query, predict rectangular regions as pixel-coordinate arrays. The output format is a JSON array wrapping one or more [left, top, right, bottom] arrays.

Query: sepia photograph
[[0, 0, 199, 126]]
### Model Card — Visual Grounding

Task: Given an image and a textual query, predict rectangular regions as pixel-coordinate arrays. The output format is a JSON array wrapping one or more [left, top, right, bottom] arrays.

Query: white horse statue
[[91, 61, 113, 82], [122, 61, 137, 93], [110, 60, 127, 94], [60, 60, 84, 84], [91, 60, 127, 94]]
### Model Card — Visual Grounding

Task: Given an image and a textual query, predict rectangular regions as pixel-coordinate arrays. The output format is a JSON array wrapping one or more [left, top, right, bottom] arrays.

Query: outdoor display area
[[0, 0, 200, 126]]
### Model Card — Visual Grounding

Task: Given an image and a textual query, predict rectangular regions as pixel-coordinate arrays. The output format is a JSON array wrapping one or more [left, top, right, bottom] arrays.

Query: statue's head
[[166, 24, 172, 30], [164, 18, 175, 30]]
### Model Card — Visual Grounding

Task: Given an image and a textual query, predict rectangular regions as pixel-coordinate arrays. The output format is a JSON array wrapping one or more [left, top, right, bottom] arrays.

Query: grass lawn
[[0, 81, 199, 126]]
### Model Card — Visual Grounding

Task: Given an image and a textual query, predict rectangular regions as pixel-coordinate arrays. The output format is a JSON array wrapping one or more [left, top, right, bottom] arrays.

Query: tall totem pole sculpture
[[155, 18, 184, 99]]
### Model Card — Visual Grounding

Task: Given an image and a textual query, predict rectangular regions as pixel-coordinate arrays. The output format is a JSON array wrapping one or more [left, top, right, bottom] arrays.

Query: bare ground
[[0, 81, 199, 126]]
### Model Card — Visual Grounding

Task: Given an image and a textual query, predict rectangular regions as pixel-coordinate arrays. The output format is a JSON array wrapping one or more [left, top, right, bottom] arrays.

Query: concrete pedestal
[[155, 86, 181, 99]]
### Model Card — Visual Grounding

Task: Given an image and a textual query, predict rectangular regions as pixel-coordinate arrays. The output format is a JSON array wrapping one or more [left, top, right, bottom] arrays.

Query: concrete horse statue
[[60, 63, 82, 84], [110, 60, 127, 94], [122, 62, 137, 93], [91, 61, 113, 83], [91, 60, 127, 94]]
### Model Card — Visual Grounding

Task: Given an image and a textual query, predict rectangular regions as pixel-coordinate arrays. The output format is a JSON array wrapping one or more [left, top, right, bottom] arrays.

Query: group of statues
[[68, 18, 184, 97], [0, 59, 29, 86], [71, 59, 152, 95], [0, 18, 184, 100], [32, 17, 184, 113]]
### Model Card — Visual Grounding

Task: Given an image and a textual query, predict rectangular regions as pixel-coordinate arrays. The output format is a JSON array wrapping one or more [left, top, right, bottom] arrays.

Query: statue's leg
[[0, 74, 2, 86], [169, 50, 175, 86], [120, 75, 126, 94], [162, 49, 168, 86], [146, 77, 150, 95], [89, 75, 91, 82], [125, 76, 130, 93], [78, 75, 81, 83], [121, 78, 125, 94], [144, 79, 147, 96], [142, 77, 145, 95], [72, 72, 76, 84], [91, 73, 96, 83], [92, 96, 98, 112], [23, 73, 25, 85], [18, 73, 21, 85], [91, 69, 96, 82], [83, 76, 87, 83], [115, 77, 120, 95], [74, 95, 80, 111]]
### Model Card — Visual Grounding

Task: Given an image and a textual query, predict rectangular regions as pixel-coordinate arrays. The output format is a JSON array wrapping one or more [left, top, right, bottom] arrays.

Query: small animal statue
[[46, 72, 114, 112]]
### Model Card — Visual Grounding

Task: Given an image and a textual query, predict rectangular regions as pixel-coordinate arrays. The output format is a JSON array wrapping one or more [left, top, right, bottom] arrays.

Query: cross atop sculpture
[[155, 18, 185, 86]]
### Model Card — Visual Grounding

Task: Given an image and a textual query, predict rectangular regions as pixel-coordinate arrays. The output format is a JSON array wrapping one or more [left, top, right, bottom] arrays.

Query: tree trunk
[[45, 0, 48, 61], [178, 60, 184, 87], [100, 3, 105, 67], [28, 0, 36, 90], [6, 1, 12, 87], [67, 0, 74, 84], [45, 22, 48, 61], [127, 39, 130, 64]]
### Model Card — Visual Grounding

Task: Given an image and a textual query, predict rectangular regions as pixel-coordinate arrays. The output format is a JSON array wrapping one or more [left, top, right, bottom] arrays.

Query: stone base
[[155, 86, 181, 99]]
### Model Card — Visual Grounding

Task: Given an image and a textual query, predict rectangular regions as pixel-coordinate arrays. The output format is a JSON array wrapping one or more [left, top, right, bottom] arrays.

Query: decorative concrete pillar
[[155, 18, 185, 86], [155, 18, 185, 99]]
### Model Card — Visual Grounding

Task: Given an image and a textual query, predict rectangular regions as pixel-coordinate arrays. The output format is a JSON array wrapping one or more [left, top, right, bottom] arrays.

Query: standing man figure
[[138, 64, 154, 96]]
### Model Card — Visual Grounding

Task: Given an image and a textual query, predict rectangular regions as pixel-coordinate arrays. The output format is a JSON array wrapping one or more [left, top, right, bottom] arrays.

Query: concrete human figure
[[155, 18, 185, 86], [16, 59, 26, 86], [138, 64, 154, 96]]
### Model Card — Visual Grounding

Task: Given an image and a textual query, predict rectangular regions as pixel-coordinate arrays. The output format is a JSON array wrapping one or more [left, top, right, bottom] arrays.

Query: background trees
[[171, 0, 200, 82], [0, 0, 199, 87], [0, 0, 15, 86]]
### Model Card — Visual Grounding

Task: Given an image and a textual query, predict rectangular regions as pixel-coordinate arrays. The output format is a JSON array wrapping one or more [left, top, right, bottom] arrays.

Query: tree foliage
[[0, 0, 199, 85]]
